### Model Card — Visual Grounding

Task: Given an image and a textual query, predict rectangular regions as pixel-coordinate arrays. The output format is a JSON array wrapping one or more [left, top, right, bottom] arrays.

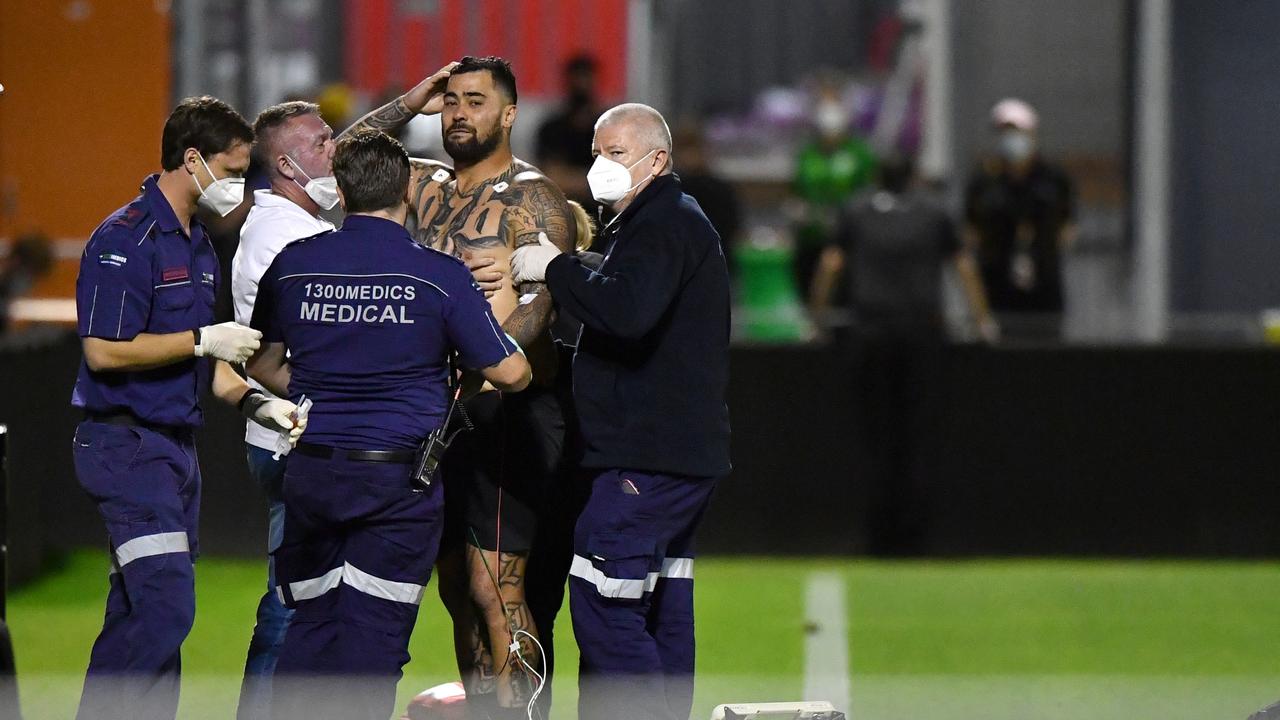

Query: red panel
[[558, 0, 582, 72], [404, 14, 429, 83], [442, 0, 465, 62], [597, 0, 628, 100], [480, 0, 504, 58], [518, 0, 544, 94], [344, 0, 628, 100], [344, 0, 364, 88], [366, 0, 393, 92]]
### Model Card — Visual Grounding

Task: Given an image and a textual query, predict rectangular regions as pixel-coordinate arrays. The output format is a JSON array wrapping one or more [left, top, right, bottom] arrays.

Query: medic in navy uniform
[[70, 96, 305, 720], [246, 129, 530, 720], [513, 103, 731, 720]]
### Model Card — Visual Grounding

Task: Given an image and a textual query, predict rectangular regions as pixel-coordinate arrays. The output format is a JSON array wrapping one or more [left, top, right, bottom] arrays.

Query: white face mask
[[815, 102, 847, 137], [285, 155, 339, 210], [587, 149, 657, 205], [998, 130, 1034, 162], [192, 153, 246, 217]]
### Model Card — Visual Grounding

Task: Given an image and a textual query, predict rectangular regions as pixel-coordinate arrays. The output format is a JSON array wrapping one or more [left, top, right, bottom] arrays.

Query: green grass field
[[9, 551, 1280, 719]]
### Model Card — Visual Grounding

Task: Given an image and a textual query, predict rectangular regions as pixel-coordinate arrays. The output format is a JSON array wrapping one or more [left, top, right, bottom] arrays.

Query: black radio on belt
[[411, 425, 449, 488], [411, 378, 472, 489]]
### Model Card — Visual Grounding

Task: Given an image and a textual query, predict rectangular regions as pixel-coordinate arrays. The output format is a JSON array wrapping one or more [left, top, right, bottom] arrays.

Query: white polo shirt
[[232, 188, 335, 452]]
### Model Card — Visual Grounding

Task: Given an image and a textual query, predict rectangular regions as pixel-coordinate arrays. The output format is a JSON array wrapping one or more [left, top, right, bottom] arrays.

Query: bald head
[[594, 103, 673, 174]]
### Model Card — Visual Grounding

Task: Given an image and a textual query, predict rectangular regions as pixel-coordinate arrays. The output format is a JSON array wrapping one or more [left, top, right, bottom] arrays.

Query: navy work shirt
[[545, 174, 732, 478], [71, 175, 218, 428], [252, 214, 516, 451]]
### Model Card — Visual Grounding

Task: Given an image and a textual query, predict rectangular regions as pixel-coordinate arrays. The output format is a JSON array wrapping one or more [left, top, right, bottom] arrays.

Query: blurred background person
[[964, 98, 1076, 340], [673, 123, 742, 259], [810, 153, 996, 554], [790, 77, 878, 297], [0, 232, 54, 335], [536, 54, 601, 208], [810, 155, 997, 343]]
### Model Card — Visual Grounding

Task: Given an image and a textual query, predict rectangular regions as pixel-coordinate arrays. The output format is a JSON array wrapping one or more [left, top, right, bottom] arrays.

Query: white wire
[[512, 629, 547, 720]]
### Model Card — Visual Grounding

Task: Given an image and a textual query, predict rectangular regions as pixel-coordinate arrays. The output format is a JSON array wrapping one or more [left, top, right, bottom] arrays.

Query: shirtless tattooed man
[[344, 56, 573, 719]]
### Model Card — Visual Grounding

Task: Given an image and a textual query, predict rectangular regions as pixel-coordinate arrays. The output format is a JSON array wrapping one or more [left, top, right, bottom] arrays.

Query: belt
[[85, 411, 189, 439], [293, 442, 416, 464]]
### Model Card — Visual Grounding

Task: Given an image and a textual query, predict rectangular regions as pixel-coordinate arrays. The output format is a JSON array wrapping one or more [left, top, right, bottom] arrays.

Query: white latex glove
[[510, 232, 562, 284], [196, 321, 262, 363], [273, 396, 311, 458], [246, 396, 306, 443]]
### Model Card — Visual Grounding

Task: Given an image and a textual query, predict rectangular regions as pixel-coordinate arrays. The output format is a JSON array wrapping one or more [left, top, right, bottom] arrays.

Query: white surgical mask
[[587, 149, 657, 205], [998, 130, 1034, 162], [285, 155, 339, 210], [815, 102, 848, 137], [192, 153, 246, 217]]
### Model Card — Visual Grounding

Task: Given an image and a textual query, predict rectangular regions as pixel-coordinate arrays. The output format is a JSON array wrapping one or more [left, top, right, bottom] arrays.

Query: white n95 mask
[[815, 101, 847, 136], [998, 130, 1034, 162], [285, 155, 340, 210], [587, 149, 657, 204], [193, 153, 246, 217]]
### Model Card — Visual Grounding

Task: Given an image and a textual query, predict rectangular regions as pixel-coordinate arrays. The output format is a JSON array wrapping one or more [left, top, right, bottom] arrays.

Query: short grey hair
[[595, 103, 672, 155], [252, 100, 321, 168]]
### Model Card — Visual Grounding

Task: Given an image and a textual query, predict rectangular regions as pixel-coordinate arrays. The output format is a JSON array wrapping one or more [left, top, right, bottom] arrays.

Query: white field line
[[803, 571, 851, 715]]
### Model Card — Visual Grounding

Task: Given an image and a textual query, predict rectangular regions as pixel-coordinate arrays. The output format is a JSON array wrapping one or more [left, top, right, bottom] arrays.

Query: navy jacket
[[546, 174, 731, 478]]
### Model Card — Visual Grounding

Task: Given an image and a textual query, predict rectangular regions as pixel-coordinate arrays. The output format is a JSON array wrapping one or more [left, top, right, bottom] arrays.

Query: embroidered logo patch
[[201, 272, 215, 285], [98, 252, 127, 267], [161, 267, 189, 282]]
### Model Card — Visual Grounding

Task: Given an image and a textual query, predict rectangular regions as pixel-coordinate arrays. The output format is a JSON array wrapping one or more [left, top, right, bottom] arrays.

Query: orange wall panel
[[0, 1, 171, 240]]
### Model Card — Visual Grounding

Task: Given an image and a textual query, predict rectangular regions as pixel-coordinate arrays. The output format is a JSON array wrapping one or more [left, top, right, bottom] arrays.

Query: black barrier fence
[[0, 423, 7, 615], [3, 332, 1280, 588], [0, 422, 23, 717]]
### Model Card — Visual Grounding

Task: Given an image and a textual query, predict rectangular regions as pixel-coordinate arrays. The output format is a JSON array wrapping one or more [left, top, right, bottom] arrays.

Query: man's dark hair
[[252, 101, 320, 164], [564, 54, 598, 77], [332, 129, 409, 214], [160, 96, 254, 171], [453, 55, 518, 105], [878, 153, 915, 195]]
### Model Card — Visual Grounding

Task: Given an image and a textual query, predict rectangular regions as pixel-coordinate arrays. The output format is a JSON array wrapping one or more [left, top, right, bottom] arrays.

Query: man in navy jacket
[[513, 102, 731, 720]]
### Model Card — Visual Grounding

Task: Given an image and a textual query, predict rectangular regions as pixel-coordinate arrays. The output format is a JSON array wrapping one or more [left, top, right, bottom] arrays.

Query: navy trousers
[[569, 469, 717, 720], [270, 451, 443, 720], [72, 421, 201, 720]]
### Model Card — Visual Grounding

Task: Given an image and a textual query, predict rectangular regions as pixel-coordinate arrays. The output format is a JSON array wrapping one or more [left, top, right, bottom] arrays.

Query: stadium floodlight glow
[[710, 700, 846, 720]]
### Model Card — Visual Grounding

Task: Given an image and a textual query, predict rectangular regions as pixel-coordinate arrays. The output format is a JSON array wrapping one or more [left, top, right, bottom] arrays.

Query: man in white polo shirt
[[231, 99, 338, 720]]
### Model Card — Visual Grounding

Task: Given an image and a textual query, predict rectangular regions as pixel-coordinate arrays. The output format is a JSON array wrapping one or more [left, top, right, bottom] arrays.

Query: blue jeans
[[236, 445, 294, 720]]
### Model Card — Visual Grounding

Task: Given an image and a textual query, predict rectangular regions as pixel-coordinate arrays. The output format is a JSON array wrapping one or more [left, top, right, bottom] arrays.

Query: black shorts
[[441, 386, 566, 553]]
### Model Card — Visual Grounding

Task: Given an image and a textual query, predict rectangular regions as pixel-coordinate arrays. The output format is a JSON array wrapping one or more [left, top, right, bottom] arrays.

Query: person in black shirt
[[812, 154, 995, 555], [812, 155, 996, 341], [964, 98, 1075, 339], [535, 54, 601, 207], [673, 123, 742, 260]]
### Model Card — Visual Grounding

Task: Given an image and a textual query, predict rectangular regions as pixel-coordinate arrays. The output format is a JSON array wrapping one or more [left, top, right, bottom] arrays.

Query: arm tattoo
[[500, 177, 573, 346], [502, 292, 554, 348], [338, 96, 414, 138]]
